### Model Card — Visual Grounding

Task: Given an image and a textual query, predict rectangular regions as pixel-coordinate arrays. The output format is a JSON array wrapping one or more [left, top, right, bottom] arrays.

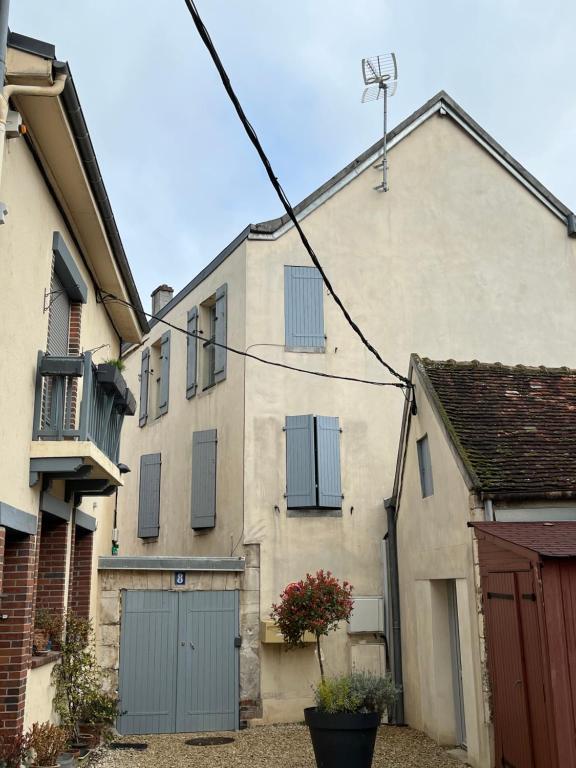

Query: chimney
[[151, 284, 174, 315]]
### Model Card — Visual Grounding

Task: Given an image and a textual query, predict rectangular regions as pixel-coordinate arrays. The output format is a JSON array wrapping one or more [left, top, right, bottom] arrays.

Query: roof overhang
[[5, 37, 147, 342]]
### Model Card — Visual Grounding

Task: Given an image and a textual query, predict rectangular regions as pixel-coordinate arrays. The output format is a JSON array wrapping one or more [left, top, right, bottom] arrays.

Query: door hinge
[[234, 636, 242, 648]]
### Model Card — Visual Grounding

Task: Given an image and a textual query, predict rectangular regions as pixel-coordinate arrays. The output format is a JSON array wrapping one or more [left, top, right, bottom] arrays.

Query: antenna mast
[[361, 53, 398, 192]]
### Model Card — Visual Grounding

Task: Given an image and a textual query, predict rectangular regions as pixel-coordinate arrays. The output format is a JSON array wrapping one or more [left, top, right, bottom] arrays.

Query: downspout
[[385, 497, 405, 725], [0, 24, 67, 211]]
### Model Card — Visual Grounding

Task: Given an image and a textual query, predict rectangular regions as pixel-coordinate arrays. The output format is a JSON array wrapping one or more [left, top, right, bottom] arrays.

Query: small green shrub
[[314, 672, 397, 715]]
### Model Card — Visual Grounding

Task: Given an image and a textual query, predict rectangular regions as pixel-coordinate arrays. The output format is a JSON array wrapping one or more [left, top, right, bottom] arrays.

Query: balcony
[[30, 352, 136, 498]]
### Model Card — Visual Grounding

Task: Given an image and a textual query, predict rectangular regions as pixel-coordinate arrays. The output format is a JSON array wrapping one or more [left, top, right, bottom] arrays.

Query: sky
[[10, 1, 576, 307]]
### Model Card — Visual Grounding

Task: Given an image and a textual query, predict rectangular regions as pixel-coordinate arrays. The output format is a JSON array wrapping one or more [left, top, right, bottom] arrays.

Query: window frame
[[417, 434, 434, 498]]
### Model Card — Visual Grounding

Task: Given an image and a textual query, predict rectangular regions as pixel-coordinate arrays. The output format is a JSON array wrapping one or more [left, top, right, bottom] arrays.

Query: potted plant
[[96, 358, 127, 400], [26, 723, 68, 768], [51, 613, 102, 752], [79, 690, 121, 746], [33, 610, 62, 655], [0, 732, 29, 768], [271, 571, 396, 768]]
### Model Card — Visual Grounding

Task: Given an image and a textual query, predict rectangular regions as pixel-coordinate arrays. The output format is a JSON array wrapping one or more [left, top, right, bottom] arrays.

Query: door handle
[[190, 642, 195, 650]]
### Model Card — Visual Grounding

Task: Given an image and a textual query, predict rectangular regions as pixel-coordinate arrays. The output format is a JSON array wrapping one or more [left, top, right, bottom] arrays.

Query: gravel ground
[[91, 724, 462, 768]]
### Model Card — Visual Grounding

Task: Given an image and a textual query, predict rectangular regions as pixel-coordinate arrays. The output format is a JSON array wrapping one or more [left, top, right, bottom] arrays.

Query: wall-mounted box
[[348, 597, 384, 634], [260, 619, 315, 644]]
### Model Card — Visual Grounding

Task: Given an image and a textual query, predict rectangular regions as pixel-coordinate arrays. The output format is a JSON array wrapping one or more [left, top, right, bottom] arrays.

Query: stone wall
[[97, 544, 261, 724]]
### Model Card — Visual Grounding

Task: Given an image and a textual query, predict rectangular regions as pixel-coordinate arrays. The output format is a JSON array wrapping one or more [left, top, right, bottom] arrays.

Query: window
[[284, 266, 325, 351], [200, 284, 227, 390], [186, 307, 198, 398], [191, 429, 217, 529], [137, 453, 161, 538], [285, 415, 342, 509], [417, 435, 434, 497]]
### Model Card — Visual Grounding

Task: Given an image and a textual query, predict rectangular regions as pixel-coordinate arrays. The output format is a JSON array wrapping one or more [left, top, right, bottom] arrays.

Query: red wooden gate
[[484, 570, 553, 768]]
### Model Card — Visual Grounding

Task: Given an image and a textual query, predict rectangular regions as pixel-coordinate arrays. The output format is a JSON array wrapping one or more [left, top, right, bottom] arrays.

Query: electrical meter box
[[348, 596, 384, 633]]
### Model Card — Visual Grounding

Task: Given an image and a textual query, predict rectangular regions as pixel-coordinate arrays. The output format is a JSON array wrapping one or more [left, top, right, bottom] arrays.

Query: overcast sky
[[10, 1, 576, 306]]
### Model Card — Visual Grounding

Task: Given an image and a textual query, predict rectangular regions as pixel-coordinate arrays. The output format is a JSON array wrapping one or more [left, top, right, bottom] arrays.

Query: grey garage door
[[117, 590, 239, 734]]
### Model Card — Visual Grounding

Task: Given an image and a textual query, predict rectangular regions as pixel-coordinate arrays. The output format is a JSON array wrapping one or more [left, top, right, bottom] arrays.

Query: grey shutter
[[191, 429, 217, 529], [158, 331, 171, 415], [417, 435, 434, 497], [138, 348, 150, 427], [285, 415, 316, 508], [316, 416, 342, 508], [214, 284, 227, 383], [284, 266, 325, 349], [138, 453, 161, 538], [186, 307, 198, 399]]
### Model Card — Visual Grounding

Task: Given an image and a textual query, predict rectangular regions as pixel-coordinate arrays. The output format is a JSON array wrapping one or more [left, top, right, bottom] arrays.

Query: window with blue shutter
[[284, 266, 325, 350], [285, 415, 342, 509], [191, 429, 217, 529], [186, 307, 198, 399], [158, 332, 171, 415], [138, 348, 150, 427], [417, 435, 434, 497], [138, 453, 161, 538]]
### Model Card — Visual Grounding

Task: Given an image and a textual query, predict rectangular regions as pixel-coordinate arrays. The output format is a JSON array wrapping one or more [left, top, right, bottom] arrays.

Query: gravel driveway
[[92, 724, 462, 768]]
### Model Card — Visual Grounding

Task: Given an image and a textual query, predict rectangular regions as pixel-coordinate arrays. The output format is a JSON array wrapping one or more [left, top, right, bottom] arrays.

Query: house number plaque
[[174, 571, 186, 586]]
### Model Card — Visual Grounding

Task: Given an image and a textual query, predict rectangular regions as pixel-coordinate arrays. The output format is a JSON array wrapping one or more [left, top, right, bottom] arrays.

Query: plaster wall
[[396, 373, 490, 767], [0, 134, 134, 727], [243, 112, 576, 719], [23, 663, 58, 729]]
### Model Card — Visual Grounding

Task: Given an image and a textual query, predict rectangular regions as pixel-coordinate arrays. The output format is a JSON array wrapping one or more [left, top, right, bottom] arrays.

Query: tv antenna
[[361, 53, 398, 192]]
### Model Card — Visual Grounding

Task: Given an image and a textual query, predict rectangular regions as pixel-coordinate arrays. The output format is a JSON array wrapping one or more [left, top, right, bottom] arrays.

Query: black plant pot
[[304, 707, 380, 768], [96, 363, 127, 399]]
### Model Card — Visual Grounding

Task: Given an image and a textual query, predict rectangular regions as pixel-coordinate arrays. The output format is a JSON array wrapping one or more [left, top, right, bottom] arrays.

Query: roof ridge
[[421, 357, 576, 376]]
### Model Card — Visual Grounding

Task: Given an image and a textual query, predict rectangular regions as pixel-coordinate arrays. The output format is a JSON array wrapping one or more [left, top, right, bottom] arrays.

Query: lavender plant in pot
[[271, 571, 397, 768]]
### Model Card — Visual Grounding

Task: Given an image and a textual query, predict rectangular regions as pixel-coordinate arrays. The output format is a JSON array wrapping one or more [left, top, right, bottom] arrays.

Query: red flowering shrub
[[271, 570, 353, 680]]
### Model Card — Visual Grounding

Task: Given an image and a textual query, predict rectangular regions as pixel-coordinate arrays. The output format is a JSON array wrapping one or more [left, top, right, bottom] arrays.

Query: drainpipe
[[385, 498, 405, 725], [483, 499, 494, 521], [0, 16, 67, 214]]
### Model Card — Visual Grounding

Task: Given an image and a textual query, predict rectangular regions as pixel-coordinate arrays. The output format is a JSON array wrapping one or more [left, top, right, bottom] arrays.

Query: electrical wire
[[100, 292, 407, 389], [182, 0, 412, 389]]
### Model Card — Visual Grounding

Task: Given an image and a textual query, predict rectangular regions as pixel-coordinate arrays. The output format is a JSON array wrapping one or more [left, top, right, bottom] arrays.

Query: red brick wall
[[36, 514, 68, 619], [0, 533, 37, 735], [68, 528, 93, 619]]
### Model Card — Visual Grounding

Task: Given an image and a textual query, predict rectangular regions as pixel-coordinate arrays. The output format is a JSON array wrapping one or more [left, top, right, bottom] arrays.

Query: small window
[[417, 435, 434, 498], [204, 304, 217, 389], [285, 415, 341, 509]]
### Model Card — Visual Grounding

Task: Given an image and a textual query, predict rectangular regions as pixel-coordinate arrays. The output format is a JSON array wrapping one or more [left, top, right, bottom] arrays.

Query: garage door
[[117, 590, 239, 734]]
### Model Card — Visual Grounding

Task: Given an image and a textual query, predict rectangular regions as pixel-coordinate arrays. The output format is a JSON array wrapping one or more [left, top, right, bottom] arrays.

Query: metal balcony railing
[[32, 351, 130, 465]]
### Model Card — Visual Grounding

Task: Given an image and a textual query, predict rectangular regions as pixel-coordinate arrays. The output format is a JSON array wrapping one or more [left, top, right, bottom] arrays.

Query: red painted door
[[485, 572, 534, 768]]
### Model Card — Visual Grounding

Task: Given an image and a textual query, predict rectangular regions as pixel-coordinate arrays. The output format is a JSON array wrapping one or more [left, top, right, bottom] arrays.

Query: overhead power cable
[[182, 0, 411, 389], [100, 292, 406, 389]]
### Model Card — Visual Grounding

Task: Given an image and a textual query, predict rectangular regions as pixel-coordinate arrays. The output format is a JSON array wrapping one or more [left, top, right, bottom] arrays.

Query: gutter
[[0, 1, 8, 84], [385, 497, 405, 725]]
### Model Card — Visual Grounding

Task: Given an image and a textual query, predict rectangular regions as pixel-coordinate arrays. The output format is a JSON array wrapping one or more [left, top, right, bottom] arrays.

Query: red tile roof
[[471, 522, 576, 557], [420, 359, 576, 498]]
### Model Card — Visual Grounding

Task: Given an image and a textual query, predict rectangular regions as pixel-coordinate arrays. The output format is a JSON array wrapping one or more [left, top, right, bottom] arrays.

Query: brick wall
[[36, 514, 68, 619], [0, 532, 37, 735], [68, 528, 93, 619]]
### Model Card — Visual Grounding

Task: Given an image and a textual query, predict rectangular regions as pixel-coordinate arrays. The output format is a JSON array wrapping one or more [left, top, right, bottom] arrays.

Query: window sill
[[286, 508, 342, 518], [285, 346, 326, 354], [31, 651, 61, 669]]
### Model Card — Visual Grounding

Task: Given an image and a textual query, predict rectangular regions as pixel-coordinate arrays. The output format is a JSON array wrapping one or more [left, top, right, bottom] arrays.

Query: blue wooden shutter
[[138, 453, 161, 538], [316, 416, 342, 508], [191, 429, 217, 529], [158, 332, 171, 415], [214, 284, 227, 383], [417, 435, 434, 497], [186, 307, 198, 399], [284, 266, 325, 349], [138, 348, 150, 427], [285, 415, 316, 508]]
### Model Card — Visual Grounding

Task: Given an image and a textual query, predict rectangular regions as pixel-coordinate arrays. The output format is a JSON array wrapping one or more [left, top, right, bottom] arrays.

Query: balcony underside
[[30, 441, 123, 497]]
